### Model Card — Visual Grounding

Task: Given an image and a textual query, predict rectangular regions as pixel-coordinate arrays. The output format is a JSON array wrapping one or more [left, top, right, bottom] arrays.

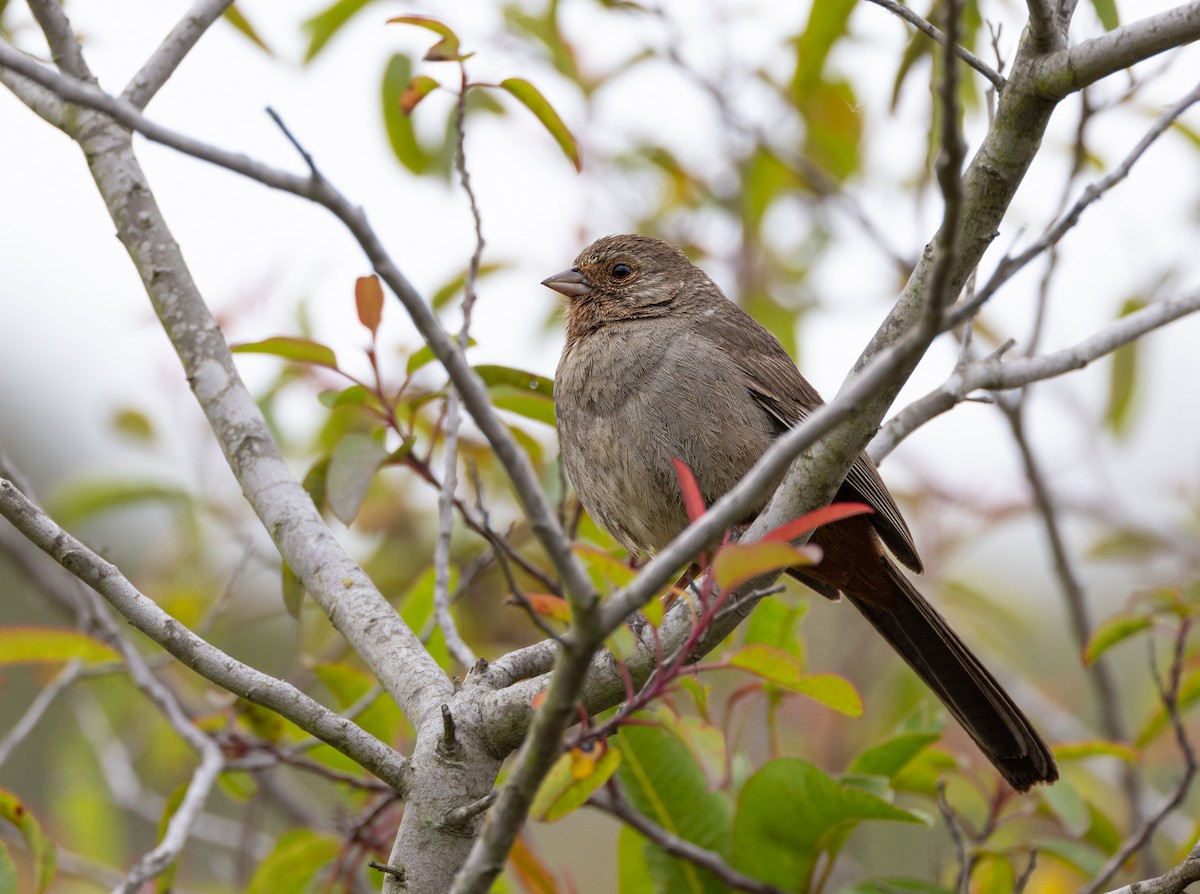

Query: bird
[[543, 233, 1057, 792]]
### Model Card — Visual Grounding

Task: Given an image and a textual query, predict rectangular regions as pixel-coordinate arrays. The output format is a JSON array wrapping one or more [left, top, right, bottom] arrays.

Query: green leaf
[[573, 543, 636, 594], [246, 829, 340, 894], [231, 336, 338, 369], [1037, 838, 1107, 877], [744, 597, 808, 662], [472, 364, 555, 397], [382, 54, 442, 175], [838, 880, 954, 894], [223, 4, 272, 54], [792, 0, 856, 94], [1084, 612, 1151, 664], [0, 627, 120, 666], [1090, 0, 1120, 31], [327, 432, 388, 524], [617, 725, 732, 894], [727, 644, 863, 716], [491, 394, 556, 426], [281, 563, 305, 620], [430, 262, 508, 310], [301, 0, 375, 62], [1039, 778, 1091, 837], [498, 78, 582, 171], [388, 15, 471, 62], [0, 843, 17, 894], [301, 455, 329, 513], [48, 478, 192, 527], [0, 788, 56, 893], [154, 784, 187, 894], [712, 541, 818, 591], [1106, 297, 1144, 436], [318, 384, 372, 408], [732, 759, 922, 890], [111, 407, 155, 442], [848, 732, 940, 779], [313, 663, 405, 744], [1137, 668, 1200, 747], [617, 826, 656, 894], [531, 745, 621, 822], [1053, 740, 1139, 763], [799, 78, 862, 182]]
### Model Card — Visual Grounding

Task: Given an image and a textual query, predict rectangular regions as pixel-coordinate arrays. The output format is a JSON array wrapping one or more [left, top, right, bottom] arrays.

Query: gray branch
[[122, 0, 236, 109], [1034, 2, 1200, 98], [0, 478, 410, 792]]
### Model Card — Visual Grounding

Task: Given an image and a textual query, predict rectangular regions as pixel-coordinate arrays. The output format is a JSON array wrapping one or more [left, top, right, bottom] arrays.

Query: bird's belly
[[555, 335, 776, 553]]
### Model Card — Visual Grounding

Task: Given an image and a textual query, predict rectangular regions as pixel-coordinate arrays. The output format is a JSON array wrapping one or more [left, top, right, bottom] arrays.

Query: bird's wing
[[703, 301, 923, 573]]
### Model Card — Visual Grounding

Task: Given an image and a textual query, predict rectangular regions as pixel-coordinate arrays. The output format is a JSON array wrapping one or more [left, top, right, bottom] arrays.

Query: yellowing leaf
[[1084, 612, 1152, 664], [534, 744, 618, 820], [518, 593, 571, 623], [231, 336, 337, 369], [402, 75, 439, 114], [712, 541, 819, 591], [0, 627, 120, 666], [1053, 740, 1140, 763], [728, 644, 862, 716], [0, 788, 56, 892], [499, 78, 581, 172], [387, 16, 472, 62]]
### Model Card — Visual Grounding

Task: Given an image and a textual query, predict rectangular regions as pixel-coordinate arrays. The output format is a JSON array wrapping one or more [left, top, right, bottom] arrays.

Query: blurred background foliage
[[3, 0, 1200, 891]]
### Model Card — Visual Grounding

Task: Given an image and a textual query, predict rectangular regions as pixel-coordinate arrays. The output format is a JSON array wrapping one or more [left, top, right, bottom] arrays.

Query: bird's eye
[[611, 262, 633, 280]]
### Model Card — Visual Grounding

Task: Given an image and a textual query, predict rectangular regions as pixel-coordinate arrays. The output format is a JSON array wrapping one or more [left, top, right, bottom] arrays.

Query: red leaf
[[354, 275, 383, 334], [520, 594, 571, 623], [401, 75, 439, 115], [763, 502, 873, 544], [671, 458, 707, 525]]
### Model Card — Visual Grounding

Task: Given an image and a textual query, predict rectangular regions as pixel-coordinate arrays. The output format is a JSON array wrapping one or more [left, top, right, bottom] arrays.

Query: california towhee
[[544, 234, 1057, 792]]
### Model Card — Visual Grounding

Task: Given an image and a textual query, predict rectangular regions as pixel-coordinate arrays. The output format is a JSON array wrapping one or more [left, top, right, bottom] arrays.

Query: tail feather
[[844, 564, 1058, 792]]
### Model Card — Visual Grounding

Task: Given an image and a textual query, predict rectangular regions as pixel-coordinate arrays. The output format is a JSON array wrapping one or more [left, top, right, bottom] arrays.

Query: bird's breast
[[554, 323, 777, 553]]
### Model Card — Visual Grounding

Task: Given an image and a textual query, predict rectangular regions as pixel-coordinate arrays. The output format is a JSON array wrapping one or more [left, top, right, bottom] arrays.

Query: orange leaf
[[671, 458, 706, 525], [354, 275, 383, 334], [508, 835, 560, 894], [519, 594, 571, 623], [401, 75, 439, 115], [763, 502, 872, 543]]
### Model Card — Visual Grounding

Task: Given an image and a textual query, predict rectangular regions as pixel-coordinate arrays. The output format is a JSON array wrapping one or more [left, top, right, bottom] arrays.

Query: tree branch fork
[[2, 1, 1200, 891]]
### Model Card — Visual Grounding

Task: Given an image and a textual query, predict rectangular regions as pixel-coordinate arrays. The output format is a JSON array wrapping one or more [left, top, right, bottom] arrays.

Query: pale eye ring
[[612, 262, 633, 280]]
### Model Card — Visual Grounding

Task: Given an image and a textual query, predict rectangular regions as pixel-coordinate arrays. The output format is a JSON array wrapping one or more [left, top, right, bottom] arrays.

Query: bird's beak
[[541, 266, 591, 299]]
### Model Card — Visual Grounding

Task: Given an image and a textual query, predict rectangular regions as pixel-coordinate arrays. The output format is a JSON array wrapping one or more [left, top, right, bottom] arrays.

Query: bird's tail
[[846, 563, 1058, 792]]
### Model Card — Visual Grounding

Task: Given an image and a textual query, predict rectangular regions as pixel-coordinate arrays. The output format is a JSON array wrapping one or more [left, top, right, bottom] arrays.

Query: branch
[[0, 659, 81, 767], [0, 34, 454, 724], [864, 0, 1007, 91], [589, 787, 792, 894], [0, 477, 411, 792], [873, 287, 1200, 460], [1082, 621, 1196, 894], [1034, 3, 1200, 98], [0, 38, 595, 623], [121, 0, 236, 109], [1100, 841, 1200, 894], [114, 744, 225, 894], [951, 80, 1200, 326]]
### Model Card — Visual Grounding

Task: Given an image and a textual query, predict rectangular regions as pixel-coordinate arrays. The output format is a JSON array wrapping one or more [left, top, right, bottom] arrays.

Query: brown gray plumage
[[546, 234, 1057, 792]]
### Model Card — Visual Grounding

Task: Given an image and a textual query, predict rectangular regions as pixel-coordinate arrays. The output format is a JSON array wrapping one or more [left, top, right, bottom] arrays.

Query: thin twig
[[121, 0, 236, 109], [1081, 620, 1196, 894], [864, 0, 1006, 91], [0, 659, 82, 767], [951, 80, 1200, 327]]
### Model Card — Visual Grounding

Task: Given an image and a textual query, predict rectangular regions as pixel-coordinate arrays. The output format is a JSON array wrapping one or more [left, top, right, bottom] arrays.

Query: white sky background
[[2, 2, 1200, 889], [2, 1, 1200, 639]]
